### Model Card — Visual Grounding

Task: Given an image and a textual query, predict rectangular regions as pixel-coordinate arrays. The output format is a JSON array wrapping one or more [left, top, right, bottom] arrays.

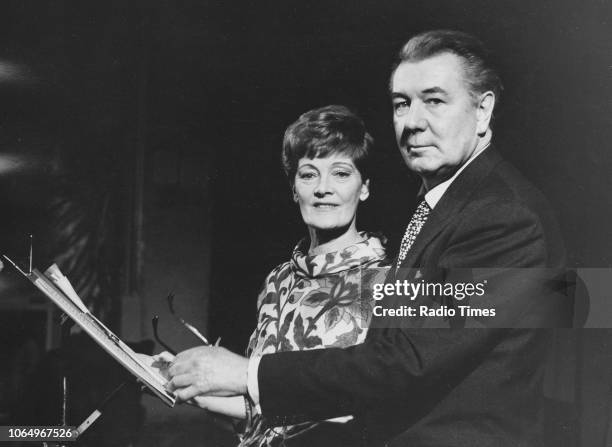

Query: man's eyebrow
[[391, 87, 448, 98], [422, 86, 448, 95]]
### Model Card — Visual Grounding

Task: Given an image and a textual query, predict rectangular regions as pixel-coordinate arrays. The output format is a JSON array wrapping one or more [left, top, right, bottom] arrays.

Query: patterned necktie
[[396, 200, 431, 268]]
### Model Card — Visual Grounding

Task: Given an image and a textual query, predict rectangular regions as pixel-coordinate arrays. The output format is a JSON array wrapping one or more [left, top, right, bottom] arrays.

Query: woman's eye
[[298, 171, 316, 180], [333, 170, 351, 178]]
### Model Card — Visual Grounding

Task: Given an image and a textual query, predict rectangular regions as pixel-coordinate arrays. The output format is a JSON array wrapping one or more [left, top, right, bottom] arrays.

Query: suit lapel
[[398, 147, 504, 269]]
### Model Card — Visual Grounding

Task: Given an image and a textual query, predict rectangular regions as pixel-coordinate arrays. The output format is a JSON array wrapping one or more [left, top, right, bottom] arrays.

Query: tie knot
[[415, 200, 431, 217]]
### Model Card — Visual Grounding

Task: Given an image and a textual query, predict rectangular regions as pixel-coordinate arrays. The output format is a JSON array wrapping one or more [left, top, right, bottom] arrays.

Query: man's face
[[391, 52, 488, 184]]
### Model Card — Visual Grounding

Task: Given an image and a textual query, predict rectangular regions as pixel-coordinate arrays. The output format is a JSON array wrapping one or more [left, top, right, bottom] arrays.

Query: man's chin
[[411, 164, 459, 189], [404, 159, 441, 176]]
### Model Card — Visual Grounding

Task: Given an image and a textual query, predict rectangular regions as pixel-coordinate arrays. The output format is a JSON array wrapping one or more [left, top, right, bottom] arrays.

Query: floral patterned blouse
[[241, 232, 388, 446]]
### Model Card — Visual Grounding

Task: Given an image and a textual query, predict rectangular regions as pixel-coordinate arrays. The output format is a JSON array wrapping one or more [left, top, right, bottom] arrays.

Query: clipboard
[[4, 255, 176, 408]]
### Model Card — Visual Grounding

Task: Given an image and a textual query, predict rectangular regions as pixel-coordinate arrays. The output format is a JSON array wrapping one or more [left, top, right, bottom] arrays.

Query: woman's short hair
[[282, 105, 373, 183]]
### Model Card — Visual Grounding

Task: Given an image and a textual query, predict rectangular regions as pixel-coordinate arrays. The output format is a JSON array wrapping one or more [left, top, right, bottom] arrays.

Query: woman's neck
[[308, 225, 363, 256]]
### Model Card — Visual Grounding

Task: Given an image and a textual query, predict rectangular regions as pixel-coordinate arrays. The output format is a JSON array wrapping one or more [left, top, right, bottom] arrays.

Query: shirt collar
[[420, 141, 491, 209]]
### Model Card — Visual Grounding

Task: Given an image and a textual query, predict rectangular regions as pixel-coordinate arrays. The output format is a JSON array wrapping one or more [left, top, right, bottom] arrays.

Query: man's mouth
[[405, 144, 434, 155]]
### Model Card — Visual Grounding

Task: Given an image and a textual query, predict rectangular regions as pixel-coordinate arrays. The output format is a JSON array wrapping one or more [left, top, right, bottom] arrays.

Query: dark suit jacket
[[257, 147, 567, 446]]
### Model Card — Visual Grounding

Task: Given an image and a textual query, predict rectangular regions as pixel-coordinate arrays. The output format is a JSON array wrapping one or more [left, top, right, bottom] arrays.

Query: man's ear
[[360, 179, 370, 201], [476, 91, 495, 135]]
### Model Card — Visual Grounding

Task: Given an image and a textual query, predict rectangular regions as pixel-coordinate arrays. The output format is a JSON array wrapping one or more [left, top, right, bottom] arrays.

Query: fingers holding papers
[[165, 346, 249, 402], [135, 351, 175, 381], [173, 385, 203, 403], [154, 351, 176, 363]]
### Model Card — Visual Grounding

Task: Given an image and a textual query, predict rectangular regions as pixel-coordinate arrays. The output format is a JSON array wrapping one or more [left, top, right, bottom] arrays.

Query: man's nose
[[402, 101, 427, 132]]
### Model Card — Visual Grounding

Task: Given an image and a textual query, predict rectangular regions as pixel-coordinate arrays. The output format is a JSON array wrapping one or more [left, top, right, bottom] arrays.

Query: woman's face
[[294, 154, 369, 232]]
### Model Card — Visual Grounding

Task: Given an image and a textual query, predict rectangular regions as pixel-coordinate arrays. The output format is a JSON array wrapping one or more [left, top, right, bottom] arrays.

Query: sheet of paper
[[44, 263, 89, 313], [27, 266, 176, 407]]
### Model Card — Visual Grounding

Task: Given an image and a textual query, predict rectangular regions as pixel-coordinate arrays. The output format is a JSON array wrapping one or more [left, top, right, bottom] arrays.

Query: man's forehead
[[391, 52, 468, 94]]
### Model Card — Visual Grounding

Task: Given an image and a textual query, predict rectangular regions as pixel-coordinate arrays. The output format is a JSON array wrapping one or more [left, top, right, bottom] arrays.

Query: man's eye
[[393, 101, 409, 114], [426, 98, 444, 105]]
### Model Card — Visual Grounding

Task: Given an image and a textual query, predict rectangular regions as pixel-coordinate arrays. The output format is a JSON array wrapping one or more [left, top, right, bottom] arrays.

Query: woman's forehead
[[297, 153, 357, 168]]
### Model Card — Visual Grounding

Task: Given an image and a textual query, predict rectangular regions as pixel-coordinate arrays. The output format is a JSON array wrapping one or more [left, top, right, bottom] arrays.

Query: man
[[166, 30, 567, 446]]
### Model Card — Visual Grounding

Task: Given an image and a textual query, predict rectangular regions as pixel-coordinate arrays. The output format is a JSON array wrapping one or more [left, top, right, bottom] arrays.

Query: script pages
[[7, 258, 176, 407]]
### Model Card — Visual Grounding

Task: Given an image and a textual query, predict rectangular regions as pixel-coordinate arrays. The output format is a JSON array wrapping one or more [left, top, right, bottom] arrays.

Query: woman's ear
[[292, 184, 299, 202], [360, 179, 370, 201]]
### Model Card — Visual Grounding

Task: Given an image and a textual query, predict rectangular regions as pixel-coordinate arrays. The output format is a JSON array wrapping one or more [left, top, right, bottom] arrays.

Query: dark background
[[0, 1, 610, 446]]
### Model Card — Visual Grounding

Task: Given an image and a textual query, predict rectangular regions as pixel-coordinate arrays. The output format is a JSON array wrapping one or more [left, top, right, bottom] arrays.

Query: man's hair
[[282, 105, 373, 183], [392, 29, 503, 106]]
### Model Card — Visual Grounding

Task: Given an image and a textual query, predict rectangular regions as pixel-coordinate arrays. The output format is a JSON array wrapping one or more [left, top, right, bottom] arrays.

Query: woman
[[149, 105, 388, 446], [238, 104, 388, 446]]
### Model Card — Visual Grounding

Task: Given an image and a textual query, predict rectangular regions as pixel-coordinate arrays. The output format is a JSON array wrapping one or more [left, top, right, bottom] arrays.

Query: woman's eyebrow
[[330, 161, 355, 168], [297, 163, 318, 170]]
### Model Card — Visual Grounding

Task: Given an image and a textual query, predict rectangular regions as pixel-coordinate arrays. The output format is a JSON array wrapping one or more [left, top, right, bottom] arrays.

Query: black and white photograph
[[0, 1, 610, 446]]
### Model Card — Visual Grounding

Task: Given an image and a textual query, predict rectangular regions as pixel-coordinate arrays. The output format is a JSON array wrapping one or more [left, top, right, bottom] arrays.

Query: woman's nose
[[313, 175, 332, 197]]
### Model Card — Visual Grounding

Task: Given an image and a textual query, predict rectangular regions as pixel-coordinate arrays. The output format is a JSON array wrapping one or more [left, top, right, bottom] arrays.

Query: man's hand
[[166, 346, 249, 402], [135, 352, 175, 380]]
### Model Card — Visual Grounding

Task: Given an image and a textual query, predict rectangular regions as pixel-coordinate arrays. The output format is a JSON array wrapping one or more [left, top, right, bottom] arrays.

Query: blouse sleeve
[[245, 263, 289, 357]]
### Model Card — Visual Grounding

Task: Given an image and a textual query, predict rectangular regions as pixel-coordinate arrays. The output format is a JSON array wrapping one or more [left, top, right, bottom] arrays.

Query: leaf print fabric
[[240, 233, 389, 447], [247, 233, 388, 356]]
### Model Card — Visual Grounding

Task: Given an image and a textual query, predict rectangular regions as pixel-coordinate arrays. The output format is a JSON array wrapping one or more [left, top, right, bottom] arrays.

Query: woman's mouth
[[313, 203, 339, 209]]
